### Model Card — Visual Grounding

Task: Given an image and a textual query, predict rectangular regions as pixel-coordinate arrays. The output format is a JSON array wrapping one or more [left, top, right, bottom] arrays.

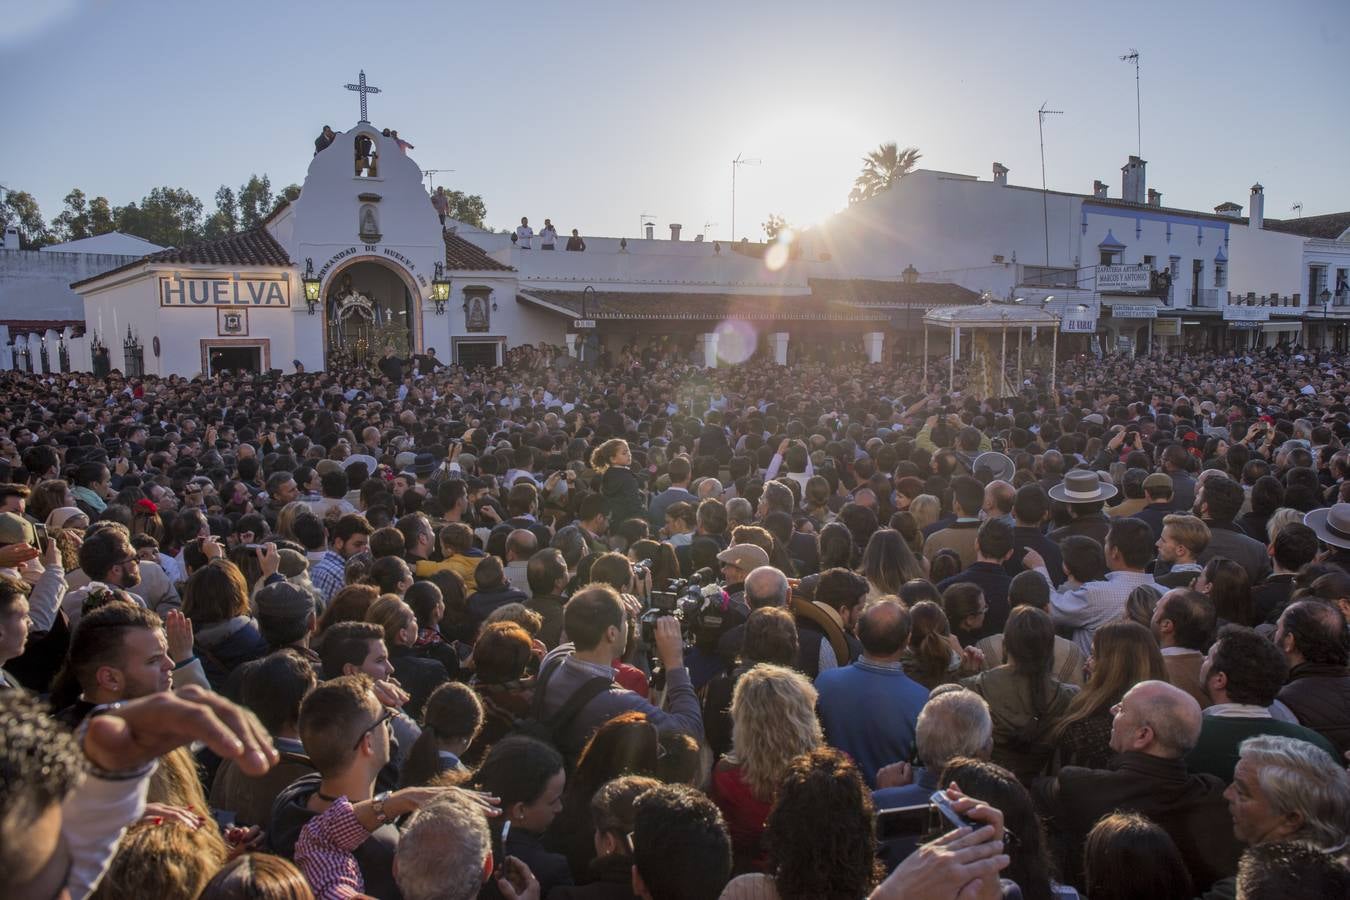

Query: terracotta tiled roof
[[445, 233, 514, 271], [1262, 212, 1350, 241], [522, 290, 889, 322], [806, 278, 979, 308], [70, 228, 292, 289]]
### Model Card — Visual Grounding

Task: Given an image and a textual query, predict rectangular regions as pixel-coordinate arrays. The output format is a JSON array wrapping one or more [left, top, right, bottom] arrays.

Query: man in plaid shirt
[[310, 514, 374, 605]]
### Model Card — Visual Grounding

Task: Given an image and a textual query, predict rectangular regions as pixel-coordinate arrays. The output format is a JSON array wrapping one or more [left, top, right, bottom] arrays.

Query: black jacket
[[481, 828, 572, 900], [547, 854, 636, 900], [1006, 525, 1065, 587], [1252, 573, 1296, 624], [1277, 662, 1350, 758], [527, 593, 567, 649], [1198, 521, 1271, 583], [389, 644, 449, 720], [1131, 502, 1175, 540], [1033, 752, 1241, 892]]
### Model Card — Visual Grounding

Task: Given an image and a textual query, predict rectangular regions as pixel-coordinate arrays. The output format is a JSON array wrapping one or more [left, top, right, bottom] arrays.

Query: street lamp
[[302, 258, 322, 315], [431, 262, 451, 315], [579, 285, 596, 363]]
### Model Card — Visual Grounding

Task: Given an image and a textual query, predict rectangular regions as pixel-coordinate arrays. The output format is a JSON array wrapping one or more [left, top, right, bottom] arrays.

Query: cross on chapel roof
[[344, 69, 381, 124]]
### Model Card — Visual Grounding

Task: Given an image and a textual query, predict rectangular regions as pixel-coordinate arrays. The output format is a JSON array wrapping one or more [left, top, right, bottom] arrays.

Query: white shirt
[[515, 225, 534, 248], [539, 225, 557, 246]]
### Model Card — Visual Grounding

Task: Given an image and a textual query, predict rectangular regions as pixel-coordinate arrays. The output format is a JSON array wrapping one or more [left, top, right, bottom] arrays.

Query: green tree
[[115, 186, 204, 247], [762, 213, 792, 240], [0, 189, 51, 248], [88, 195, 115, 235], [203, 185, 238, 240], [848, 142, 922, 205], [443, 189, 487, 228], [51, 188, 91, 242], [280, 183, 302, 203], [237, 174, 274, 229]]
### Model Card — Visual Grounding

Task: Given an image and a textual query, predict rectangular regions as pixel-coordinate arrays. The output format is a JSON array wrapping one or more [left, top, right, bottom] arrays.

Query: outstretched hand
[[82, 685, 277, 777]]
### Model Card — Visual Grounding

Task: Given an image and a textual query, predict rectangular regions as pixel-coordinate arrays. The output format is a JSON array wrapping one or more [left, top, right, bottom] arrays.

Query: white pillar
[[769, 332, 789, 366], [863, 331, 884, 365], [564, 333, 581, 358], [13, 334, 27, 372], [699, 332, 719, 368], [954, 327, 961, 360]]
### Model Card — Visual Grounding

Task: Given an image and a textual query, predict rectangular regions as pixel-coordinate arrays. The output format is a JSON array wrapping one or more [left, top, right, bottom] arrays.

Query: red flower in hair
[[136, 498, 158, 515]]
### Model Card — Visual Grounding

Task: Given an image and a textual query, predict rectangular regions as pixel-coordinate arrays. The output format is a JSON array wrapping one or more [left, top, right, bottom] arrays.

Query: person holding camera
[[535, 583, 703, 762]]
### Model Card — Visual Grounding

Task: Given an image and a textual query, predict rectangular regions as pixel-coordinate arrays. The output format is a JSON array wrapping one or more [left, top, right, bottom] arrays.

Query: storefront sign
[[1097, 265, 1151, 291], [1223, 306, 1269, 322], [1060, 316, 1097, 333], [1112, 304, 1158, 319], [572, 319, 597, 329], [160, 277, 289, 308], [1153, 318, 1181, 336]]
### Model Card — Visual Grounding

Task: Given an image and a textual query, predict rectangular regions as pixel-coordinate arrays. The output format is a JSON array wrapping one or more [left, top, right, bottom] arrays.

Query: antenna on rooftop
[[703, 221, 719, 239], [1291, 202, 1304, 217], [1120, 50, 1141, 157], [1037, 102, 1063, 267], [731, 153, 762, 243]]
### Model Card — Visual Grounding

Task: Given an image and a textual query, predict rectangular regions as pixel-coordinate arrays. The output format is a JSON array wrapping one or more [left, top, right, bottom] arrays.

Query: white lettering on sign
[[315, 247, 428, 289], [160, 277, 290, 308]]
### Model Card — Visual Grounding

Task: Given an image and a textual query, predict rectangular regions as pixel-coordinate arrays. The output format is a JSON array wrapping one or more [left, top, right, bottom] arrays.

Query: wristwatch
[[372, 790, 392, 825]]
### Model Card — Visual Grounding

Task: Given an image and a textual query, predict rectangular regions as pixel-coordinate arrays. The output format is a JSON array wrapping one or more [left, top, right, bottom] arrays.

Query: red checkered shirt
[[295, 796, 370, 900]]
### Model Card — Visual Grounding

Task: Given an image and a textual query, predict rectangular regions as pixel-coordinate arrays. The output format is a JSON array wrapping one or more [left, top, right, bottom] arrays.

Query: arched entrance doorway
[[324, 260, 419, 368]]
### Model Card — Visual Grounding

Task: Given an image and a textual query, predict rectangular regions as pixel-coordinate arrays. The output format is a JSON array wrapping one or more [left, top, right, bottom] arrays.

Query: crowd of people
[[2, 342, 1350, 900]]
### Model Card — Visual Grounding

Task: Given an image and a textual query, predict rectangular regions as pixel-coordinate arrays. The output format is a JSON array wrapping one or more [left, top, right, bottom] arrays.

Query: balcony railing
[[1192, 288, 1221, 308]]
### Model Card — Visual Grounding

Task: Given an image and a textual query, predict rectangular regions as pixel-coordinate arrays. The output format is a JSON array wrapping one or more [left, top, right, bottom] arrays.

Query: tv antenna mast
[[731, 152, 761, 243], [1291, 202, 1304, 217], [1038, 102, 1063, 266], [1120, 50, 1141, 156]]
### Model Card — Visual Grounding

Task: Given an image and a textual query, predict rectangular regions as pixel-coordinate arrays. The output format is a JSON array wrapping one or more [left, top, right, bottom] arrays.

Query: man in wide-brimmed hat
[[1047, 471, 1118, 547], [1304, 502, 1350, 570]]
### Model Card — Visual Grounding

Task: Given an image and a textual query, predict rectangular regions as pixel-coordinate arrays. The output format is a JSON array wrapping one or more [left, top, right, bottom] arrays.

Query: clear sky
[[5, 0, 1348, 242]]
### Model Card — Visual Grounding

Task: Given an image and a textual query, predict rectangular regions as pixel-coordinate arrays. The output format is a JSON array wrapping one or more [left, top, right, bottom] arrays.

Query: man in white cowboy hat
[[1024, 515, 1159, 657], [1047, 470, 1118, 548]]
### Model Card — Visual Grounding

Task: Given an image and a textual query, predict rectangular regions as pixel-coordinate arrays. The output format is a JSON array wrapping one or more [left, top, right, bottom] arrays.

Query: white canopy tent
[[922, 301, 1061, 400]]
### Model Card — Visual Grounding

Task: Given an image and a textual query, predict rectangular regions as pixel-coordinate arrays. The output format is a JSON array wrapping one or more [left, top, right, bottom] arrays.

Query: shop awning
[[1261, 321, 1304, 334]]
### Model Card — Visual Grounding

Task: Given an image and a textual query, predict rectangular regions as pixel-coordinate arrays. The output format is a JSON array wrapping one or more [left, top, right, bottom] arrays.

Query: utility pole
[[1038, 102, 1063, 267], [1121, 50, 1141, 157], [731, 153, 761, 243]]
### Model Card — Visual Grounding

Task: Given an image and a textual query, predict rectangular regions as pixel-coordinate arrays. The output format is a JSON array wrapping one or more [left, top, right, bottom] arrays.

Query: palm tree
[[848, 143, 922, 205]]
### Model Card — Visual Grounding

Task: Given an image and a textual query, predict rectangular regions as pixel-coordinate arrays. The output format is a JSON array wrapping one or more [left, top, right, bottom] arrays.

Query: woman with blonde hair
[[1053, 620, 1167, 770], [908, 494, 942, 532], [590, 437, 645, 528], [90, 819, 227, 900], [274, 500, 313, 543], [712, 663, 822, 870], [366, 594, 448, 719]]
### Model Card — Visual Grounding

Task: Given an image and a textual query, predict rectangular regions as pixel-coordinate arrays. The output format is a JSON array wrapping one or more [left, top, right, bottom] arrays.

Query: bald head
[[857, 599, 912, 660], [744, 566, 789, 610], [1112, 680, 1202, 759], [697, 478, 723, 500], [505, 528, 537, 562], [984, 480, 1015, 517]]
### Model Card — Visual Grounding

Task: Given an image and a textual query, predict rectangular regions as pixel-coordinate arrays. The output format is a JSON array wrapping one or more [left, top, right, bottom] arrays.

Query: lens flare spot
[[715, 320, 758, 365], [764, 241, 790, 272]]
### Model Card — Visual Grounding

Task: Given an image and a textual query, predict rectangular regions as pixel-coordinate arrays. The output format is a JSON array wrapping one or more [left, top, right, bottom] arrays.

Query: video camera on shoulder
[[638, 566, 742, 649]]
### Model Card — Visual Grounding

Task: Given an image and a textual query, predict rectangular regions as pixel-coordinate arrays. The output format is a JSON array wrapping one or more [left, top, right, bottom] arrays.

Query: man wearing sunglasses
[[278, 675, 458, 900]]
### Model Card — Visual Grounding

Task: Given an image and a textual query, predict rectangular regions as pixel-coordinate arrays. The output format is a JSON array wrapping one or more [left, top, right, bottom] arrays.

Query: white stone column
[[769, 332, 789, 366], [13, 334, 28, 372], [564, 333, 581, 358], [863, 331, 885, 365], [699, 332, 719, 368]]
